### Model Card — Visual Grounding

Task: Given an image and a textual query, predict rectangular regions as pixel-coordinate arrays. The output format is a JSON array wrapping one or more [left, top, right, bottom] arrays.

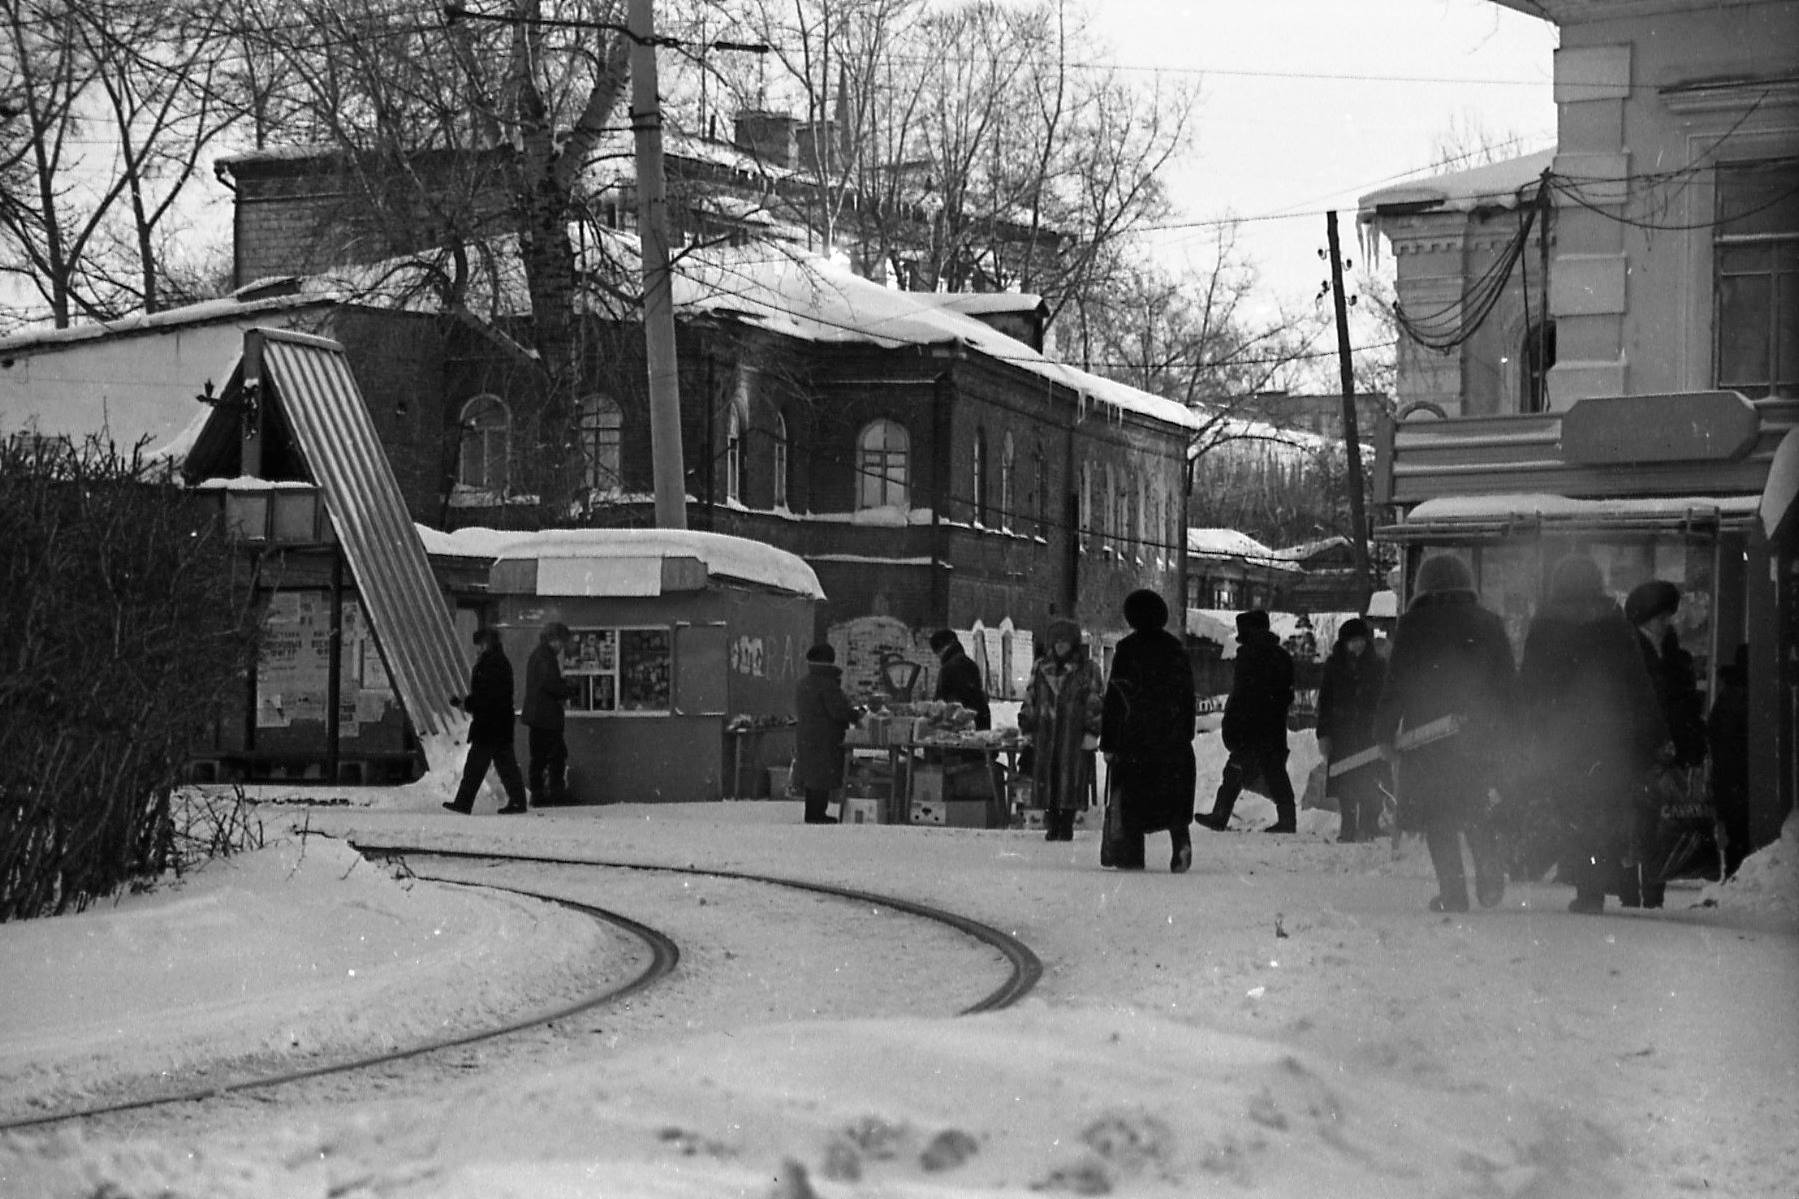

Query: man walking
[[1196, 609, 1297, 833], [444, 626, 529, 815], [522, 621, 579, 806]]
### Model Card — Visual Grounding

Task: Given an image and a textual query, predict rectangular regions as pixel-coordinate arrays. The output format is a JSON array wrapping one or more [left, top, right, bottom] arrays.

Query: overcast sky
[[1089, 0, 1559, 308]]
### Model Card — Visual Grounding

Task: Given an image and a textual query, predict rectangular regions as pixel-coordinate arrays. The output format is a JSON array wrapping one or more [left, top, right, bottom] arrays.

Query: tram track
[[0, 844, 1042, 1133]]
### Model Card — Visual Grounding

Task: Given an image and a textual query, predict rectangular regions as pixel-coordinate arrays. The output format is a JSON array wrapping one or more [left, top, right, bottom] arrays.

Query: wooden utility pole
[[1326, 210, 1373, 609], [629, 0, 687, 529]]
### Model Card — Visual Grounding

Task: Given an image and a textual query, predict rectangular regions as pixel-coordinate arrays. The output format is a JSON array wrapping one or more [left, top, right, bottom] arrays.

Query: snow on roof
[[904, 292, 1046, 317], [495, 527, 824, 598], [1359, 147, 1556, 217], [1185, 527, 1303, 572], [414, 524, 536, 560], [666, 244, 1201, 433], [0, 284, 334, 354], [1404, 493, 1762, 522]]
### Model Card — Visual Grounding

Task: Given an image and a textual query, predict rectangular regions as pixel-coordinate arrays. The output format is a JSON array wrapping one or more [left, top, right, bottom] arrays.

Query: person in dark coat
[[521, 621, 579, 806], [1708, 643, 1750, 877], [929, 629, 991, 730], [1018, 618, 1105, 842], [1196, 609, 1297, 833], [1623, 580, 1707, 906], [1100, 590, 1197, 872], [1518, 555, 1667, 915], [1316, 617, 1390, 843], [792, 643, 862, 824], [1373, 554, 1515, 912], [444, 626, 529, 815]]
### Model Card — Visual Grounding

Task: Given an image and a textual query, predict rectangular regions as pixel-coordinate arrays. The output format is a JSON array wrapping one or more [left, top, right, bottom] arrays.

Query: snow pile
[[1701, 810, 1799, 916], [0, 833, 612, 1118]]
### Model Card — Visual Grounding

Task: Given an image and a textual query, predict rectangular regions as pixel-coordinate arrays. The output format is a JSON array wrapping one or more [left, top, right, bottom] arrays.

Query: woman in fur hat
[[1100, 590, 1197, 871], [1519, 556, 1667, 914], [1018, 617, 1105, 842], [1374, 554, 1516, 912], [1316, 617, 1389, 843]]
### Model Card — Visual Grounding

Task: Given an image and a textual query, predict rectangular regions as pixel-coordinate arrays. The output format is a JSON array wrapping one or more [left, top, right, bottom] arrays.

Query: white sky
[[1089, 0, 1559, 309]]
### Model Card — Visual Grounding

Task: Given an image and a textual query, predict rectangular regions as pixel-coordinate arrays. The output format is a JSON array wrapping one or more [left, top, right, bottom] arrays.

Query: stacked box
[[910, 798, 988, 827], [840, 796, 884, 824]]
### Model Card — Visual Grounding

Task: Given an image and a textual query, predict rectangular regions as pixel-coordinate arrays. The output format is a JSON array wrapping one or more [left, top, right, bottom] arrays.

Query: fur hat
[[929, 628, 960, 653], [1624, 580, 1680, 627], [1236, 608, 1270, 633], [1336, 617, 1372, 644], [542, 621, 570, 642], [1044, 618, 1083, 650], [1414, 554, 1474, 596], [1122, 589, 1170, 632], [805, 643, 836, 664], [1548, 555, 1605, 602]]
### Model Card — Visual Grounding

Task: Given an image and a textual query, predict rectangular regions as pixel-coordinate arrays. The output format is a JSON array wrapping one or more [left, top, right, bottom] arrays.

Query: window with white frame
[[1715, 160, 1799, 399], [561, 626, 673, 714], [725, 403, 745, 503], [457, 395, 509, 491], [772, 412, 789, 508], [856, 418, 909, 509], [578, 393, 623, 494], [1000, 432, 1015, 529]]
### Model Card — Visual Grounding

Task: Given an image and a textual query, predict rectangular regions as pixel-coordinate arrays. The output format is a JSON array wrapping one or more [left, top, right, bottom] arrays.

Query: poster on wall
[[256, 593, 400, 734]]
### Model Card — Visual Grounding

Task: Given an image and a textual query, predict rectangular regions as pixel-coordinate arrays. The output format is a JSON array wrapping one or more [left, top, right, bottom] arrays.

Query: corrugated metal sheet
[[250, 328, 468, 748], [1379, 397, 1799, 507]]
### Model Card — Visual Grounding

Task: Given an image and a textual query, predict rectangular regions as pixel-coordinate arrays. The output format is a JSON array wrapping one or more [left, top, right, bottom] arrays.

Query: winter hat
[[1044, 618, 1083, 650], [929, 629, 960, 653], [1414, 554, 1474, 596], [1336, 617, 1372, 644], [1122, 589, 1170, 632], [542, 621, 570, 642], [1236, 608, 1271, 634], [1624, 580, 1680, 627], [1548, 555, 1605, 602], [805, 643, 836, 664]]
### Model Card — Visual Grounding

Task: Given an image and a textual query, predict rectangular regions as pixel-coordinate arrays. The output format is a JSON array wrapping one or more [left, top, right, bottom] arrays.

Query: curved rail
[[1, 845, 1044, 1131], [0, 882, 678, 1133], [365, 844, 1044, 1015]]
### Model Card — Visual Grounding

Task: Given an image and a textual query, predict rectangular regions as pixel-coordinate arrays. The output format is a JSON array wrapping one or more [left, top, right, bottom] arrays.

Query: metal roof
[[236, 328, 468, 749]]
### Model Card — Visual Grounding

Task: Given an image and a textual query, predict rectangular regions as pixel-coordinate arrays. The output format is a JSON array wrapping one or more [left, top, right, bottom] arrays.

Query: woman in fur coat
[[1018, 618, 1105, 842], [1100, 590, 1197, 871], [1316, 617, 1389, 843]]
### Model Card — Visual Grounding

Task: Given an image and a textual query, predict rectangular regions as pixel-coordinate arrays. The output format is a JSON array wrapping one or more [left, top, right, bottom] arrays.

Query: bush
[[0, 435, 261, 921]]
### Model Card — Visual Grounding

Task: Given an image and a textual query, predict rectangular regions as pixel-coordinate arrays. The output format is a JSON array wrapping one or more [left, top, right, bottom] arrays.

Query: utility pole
[[630, 0, 687, 529], [1326, 210, 1373, 609]]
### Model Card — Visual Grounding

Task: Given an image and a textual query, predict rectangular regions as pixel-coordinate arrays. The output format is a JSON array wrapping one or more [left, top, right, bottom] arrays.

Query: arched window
[[1000, 432, 1015, 530], [857, 419, 909, 510], [1139, 476, 1152, 560], [972, 427, 988, 525], [578, 393, 623, 494], [1079, 462, 1093, 548], [1034, 442, 1049, 535], [772, 412, 789, 509], [1521, 319, 1556, 413], [725, 403, 745, 503], [457, 394, 510, 491], [1101, 465, 1115, 552]]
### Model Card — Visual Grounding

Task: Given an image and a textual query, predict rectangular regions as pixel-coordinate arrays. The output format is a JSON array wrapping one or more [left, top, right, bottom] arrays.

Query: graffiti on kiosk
[[731, 634, 800, 681]]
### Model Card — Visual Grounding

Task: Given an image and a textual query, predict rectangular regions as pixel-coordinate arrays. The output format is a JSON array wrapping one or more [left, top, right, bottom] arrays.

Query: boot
[[1170, 828, 1192, 874], [1195, 787, 1235, 831], [1264, 803, 1297, 834], [1424, 824, 1469, 912]]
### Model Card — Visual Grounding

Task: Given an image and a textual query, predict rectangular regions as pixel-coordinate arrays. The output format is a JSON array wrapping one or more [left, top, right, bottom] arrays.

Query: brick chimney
[[733, 110, 798, 170]]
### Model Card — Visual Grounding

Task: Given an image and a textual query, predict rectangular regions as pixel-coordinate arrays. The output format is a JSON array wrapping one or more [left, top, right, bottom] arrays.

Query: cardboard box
[[910, 798, 988, 828], [841, 796, 884, 824], [911, 765, 946, 805]]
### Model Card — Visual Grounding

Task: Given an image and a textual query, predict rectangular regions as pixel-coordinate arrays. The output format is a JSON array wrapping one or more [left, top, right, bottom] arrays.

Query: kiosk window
[[564, 627, 673, 714]]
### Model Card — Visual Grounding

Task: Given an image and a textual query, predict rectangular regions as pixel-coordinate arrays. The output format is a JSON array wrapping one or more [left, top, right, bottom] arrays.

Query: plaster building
[[1360, 0, 1799, 850]]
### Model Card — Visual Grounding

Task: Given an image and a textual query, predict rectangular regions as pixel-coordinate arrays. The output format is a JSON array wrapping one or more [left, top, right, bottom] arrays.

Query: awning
[[1378, 493, 1763, 542], [196, 329, 469, 753]]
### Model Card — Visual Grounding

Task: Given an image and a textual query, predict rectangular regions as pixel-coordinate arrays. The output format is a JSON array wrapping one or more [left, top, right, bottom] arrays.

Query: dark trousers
[[1335, 763, 1388, 842], [1425, 816, 1504, 908], [1207, 745, 1295, 825], [803, 787, 836, 823], [527, 725, 569, 803], [452, 738, 527, 811]]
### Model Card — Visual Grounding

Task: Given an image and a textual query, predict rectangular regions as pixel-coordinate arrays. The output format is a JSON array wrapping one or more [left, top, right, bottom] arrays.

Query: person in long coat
[[1196, 609, 1297, 833], [929, 628, 991, 730], [1623, 579, 1707, 907], [1315, 617, 1389, 843], [521, 621, 579, 806], [1100, 590, 1197, 872], [1018, 618, 1104, 842], [444, 626, 529, 815], [1518, 555, 1667, 915], [793, 643, 862, 824], [1373, 554, 1515, 911]]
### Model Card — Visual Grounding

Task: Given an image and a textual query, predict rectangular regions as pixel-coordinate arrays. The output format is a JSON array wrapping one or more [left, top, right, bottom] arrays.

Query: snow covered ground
[[3, 725, 1797, 1198]]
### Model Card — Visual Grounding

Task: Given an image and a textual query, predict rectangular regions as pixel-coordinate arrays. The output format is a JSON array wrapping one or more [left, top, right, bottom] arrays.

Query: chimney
[[733, 110, 797, 170]]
